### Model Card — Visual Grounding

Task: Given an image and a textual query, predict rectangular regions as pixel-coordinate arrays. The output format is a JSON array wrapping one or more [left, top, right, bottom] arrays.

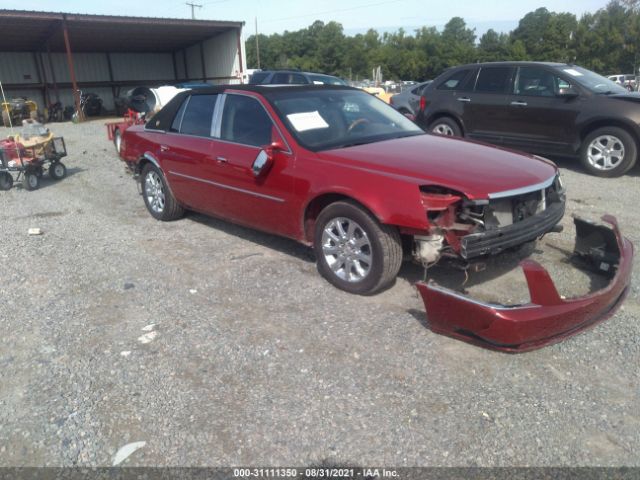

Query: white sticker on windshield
[[287, 111, 329, 132], [563, 68, 583, 77]]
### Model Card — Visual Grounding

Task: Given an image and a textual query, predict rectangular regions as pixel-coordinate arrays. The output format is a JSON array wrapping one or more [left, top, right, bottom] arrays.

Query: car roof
[[149, 84, 360, 131], [180, 84, 357, 95], [454, 61, 570, 69]]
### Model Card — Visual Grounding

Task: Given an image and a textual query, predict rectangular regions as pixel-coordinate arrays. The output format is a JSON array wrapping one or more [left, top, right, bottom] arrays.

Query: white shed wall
[[0, 52, 40, 84]]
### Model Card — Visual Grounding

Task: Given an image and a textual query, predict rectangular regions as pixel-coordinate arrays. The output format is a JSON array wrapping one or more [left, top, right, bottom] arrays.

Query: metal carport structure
[[0, 10, 245, 118]]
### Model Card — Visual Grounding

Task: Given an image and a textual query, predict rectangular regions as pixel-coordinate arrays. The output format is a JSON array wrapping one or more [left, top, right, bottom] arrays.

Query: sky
[[2, 0, 610, 37]]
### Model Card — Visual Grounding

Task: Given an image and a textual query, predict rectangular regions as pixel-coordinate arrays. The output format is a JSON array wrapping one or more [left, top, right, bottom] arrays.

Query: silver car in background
[[389, 80, 432, 116]]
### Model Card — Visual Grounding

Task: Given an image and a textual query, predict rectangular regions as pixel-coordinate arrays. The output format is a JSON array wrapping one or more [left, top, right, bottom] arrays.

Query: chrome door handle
[[215, 156, 228, 163], [457, 97, 471, 103], [160, 145, 170, 152], [511, 101, 528, 106]]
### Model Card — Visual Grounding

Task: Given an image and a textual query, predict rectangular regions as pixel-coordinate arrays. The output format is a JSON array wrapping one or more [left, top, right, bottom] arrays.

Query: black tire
[[23, 172, 39, 191], [50, 162, 67, 180], [314, 201, 403, 295], [140, 163, 184, 221], [428, 116, 462, 137], [580, 127, 637, 177], [0, 172, 13, 191], [113, 128, 122, 154]]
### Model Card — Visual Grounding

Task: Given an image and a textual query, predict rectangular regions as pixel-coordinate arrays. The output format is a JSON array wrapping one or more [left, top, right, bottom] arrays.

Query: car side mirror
[[252, 150, 272, 177], [557, 86, 578, 98], [252, 141, 285, 178]]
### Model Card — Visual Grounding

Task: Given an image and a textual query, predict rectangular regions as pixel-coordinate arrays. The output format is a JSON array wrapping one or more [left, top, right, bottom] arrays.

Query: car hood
[[321, 134, 557, 200], [609, 92, 640, 103]]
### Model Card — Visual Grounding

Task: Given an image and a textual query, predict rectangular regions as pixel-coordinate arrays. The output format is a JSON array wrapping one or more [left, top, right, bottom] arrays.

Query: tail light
[[389, 96, 394, 105], [419, 96, 426, 112]]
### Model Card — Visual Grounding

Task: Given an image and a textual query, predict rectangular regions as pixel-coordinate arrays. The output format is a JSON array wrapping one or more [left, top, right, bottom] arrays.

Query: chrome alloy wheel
[[321, 217, 372, 283], [587, 135, 625, 171], [144, 171, 166, 213], [432, 123, 455, 136], [115, 130, 122, 153]]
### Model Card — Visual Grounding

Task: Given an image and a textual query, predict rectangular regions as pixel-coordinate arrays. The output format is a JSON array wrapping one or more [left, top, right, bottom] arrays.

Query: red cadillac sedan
[[119, 85, 633, 351]]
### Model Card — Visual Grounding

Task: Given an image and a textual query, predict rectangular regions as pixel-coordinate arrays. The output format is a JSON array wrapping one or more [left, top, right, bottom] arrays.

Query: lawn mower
[[2, 97, 39, 127], [0, 120, 68, 191]]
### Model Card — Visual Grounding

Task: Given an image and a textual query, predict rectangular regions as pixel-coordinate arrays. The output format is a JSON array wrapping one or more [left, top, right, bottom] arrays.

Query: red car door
[[209, 92, 298, 237], [157, 93, 227, 215]]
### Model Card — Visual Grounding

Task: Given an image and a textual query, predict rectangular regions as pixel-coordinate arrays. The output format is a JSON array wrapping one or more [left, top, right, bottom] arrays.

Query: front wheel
[[428, 117, 462, 137], [314, 201, 403, 295], [141, 163, 184, 221], [580, 127, 637, 177]]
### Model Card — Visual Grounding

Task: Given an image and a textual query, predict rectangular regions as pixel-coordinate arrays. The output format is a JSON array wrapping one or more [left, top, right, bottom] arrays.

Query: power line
[[262, 0, 406, 24]]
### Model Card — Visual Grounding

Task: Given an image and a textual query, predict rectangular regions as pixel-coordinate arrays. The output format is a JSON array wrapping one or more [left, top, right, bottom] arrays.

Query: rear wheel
[[50, 162, 67, 180], [314, 201, 403, 295], [113, 128, 122, 154], [141, 163, 184, 221], [23, 172, 39, 191], [0, 172, 13, 190], [429, 117, 462, 137], [580, 127, 637, 177]]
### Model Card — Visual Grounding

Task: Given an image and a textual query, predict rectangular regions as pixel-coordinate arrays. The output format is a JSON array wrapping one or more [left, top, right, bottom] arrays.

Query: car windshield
[[267, 88, 424, 151], [308, 74, 347, 86], [562, 66, 627, 94]]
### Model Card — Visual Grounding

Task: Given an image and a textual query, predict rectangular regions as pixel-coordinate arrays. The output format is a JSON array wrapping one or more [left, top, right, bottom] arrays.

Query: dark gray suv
[[416, 62, 640, 177]]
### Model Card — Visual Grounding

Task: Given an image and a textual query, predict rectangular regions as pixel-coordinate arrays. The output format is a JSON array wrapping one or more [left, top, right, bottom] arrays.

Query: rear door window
[[179, 94, 218, 137], [271, 73, 308, 84], [249, 72, 269, 84], [170, 97, 189, 132], [475, 67, 513, 94], [437, 69, 474, 91]]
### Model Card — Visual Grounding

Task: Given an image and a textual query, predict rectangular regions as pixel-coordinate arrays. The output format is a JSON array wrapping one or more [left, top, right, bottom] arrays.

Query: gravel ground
[[0, 119, 638, 467]]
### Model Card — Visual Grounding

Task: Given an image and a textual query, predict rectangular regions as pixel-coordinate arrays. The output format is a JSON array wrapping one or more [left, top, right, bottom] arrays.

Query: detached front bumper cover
[[416, 215, 634, 353]]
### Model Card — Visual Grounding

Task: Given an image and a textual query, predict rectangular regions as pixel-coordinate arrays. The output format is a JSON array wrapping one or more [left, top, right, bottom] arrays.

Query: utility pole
[[255, 17, 261, 69], [186, 2, 202, 19]]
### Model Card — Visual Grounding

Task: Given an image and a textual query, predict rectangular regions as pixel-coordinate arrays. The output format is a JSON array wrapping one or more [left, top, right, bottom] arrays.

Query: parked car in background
[[417, 62, 640, 177], [608, 74, 636, 91], [117, 84, 633, 352], [389, 80, 432, 116], [249, 70, 347, 86]]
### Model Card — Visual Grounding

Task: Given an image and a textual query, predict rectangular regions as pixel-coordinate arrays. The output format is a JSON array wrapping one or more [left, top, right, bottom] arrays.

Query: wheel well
[[426, 113, 464, 135], [580, 121, 640, 149], [136, 156, 151, 176], [303, 194, 378, 243]]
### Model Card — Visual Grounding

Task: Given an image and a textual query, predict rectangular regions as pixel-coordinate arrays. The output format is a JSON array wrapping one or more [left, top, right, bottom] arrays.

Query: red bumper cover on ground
[[416, 215, 634, 352]]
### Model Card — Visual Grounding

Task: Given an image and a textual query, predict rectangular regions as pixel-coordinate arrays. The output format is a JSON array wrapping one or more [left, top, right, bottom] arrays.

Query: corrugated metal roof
[[0, 10, 244, 53]]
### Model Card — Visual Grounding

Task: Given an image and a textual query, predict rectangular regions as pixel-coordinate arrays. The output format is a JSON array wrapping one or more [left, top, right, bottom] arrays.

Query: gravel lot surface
[[0, 119, 638, 467]]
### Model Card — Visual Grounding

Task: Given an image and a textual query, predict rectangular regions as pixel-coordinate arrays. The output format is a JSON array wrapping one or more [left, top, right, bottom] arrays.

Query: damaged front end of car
[[415, 214, 634, 352], [412, 174, 566, 267]]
